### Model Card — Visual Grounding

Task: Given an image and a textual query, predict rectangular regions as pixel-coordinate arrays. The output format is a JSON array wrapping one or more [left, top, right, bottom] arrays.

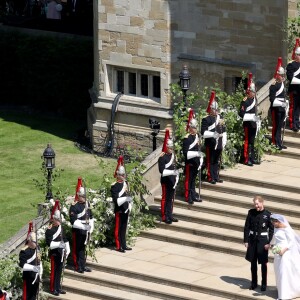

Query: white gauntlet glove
[[162, 169, 178, 176], [117, 196, 132, 206], [23, 263, 40, 272]]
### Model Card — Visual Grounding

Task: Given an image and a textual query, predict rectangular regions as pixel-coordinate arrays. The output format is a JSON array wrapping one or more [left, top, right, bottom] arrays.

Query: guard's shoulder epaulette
[[72, 201, 77, 206], [271, 81, 276, 85], [160, 152, 165, 157], [21, 245, 28, 251], [184, 133, 189, 138], [243, 96, 247, 101]]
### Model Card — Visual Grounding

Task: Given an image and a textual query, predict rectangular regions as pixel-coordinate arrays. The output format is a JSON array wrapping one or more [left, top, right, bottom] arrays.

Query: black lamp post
[[179, 64, 191, 108], [43, 144, 55, 201], [149, 118, 160, 151]]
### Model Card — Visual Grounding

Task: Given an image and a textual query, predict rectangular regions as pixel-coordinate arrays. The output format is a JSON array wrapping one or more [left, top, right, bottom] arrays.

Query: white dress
[[273, 227, 300, 299]]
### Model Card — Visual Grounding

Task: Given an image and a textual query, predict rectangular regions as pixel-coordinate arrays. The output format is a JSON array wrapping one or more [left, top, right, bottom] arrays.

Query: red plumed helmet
[[162, 129, 170, 152], [206, 91, 216, 114], [75, 177, 83, 201], [51, 199, 61, 220], [246, 73, 256, 94], [114, 156, 124, 178], [186, 109, 197, 132], [292, 38, 300, 60], [273, 57, 285, 79], [27, 221, 33, 238]]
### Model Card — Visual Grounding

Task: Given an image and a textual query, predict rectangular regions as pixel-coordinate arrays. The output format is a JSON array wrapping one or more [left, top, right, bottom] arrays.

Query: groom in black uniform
[[244, 195, 274, 292]]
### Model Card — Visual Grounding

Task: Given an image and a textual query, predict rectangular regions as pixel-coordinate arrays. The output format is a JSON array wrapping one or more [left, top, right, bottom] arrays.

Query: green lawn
[[0, 110, 115, 243]]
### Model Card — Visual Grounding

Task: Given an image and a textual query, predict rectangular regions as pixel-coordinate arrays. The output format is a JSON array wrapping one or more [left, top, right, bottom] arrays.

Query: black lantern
[[149, 118, 160, 151], [179, 65, 191, 107], [42, 144, 55, 200]]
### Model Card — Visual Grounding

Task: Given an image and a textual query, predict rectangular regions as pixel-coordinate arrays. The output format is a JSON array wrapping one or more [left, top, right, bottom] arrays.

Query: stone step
[[89, 241, 276, 300], [140, 223, 246, 258], [63, 268, 228, 300], [203, 179, 300, 208], [47, 291, 89, 300], [154, 191, 300, 222], [273, 145, 300, 159], [219, 171, 300, 195], [269, 126, 300, 138], [149, 205, 245, 232], [154, 195, 246, 220], [154, 219, 241, 244]]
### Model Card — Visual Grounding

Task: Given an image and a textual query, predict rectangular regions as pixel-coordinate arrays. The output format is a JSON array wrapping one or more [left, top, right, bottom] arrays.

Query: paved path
[[88, 153, 300, 300]]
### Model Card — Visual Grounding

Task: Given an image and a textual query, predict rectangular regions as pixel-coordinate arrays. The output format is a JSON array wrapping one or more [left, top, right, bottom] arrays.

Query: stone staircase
[[47, 130, 300, 300]]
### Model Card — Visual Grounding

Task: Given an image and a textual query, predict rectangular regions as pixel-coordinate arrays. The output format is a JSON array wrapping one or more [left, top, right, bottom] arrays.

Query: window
[[112, 67, 161, 101]]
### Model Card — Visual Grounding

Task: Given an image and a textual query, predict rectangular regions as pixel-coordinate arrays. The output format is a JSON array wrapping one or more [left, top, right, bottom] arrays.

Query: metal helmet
[[77, 186, 85, 197], [117, 165, 126, 176], [249, 82, 256, 93], [27, 232, 37, 243], [210, 100, 218, 111], [166, 139, 174, 148], [53, 209, 61, 221], [189, 118, 198, 129], [277, 66, 285, 76]]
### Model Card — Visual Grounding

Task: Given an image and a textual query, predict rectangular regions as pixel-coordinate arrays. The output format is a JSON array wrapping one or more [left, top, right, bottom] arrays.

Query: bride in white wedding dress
[[270, 214, 300, 300]]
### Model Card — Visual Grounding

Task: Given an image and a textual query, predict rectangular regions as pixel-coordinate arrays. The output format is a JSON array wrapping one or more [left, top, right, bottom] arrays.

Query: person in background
[[45, 200, 69, 296], [182, 109, 202, 204], [19, 222, 42, 300], [158, 129, 179, 224], [111, 156, 133, 253], [286, 39, 300, 132], [201, 91, 226, 184], [269, 57, 288, 150], [69, 178, 94, 273], [239, 73, 260, 166]]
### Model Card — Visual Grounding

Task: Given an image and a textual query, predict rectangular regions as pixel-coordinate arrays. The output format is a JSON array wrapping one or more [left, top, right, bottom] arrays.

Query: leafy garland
[[170, 72, 278, 178]]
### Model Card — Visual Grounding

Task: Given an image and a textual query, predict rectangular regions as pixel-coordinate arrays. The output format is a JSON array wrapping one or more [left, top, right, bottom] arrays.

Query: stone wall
[[89, 0, 297, 154], [170, 0, 297, 90]]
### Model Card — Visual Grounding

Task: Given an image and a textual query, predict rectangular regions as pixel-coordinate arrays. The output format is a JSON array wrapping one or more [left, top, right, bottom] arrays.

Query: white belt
[[250, 231, 268, 236], [275, 97, 284, 102]]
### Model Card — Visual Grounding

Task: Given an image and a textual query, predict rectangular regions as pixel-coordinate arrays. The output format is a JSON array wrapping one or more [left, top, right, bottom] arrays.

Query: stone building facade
[[88, 0, 297, 154]]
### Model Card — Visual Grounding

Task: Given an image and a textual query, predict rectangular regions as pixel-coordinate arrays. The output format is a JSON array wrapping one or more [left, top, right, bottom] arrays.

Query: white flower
[[49, 199, 55, 206], [62, 206, 68, 214], [106, 197, 113, 202]]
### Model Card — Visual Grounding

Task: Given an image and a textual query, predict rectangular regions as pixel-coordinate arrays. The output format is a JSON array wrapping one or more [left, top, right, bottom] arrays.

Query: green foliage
[[0, 255, 22, 299], [285, 1, 300, 58], [170, 72, 277, 175]]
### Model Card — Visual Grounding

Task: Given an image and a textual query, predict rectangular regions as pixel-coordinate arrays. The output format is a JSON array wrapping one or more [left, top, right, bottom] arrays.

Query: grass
[[0, 110, 115, 244]]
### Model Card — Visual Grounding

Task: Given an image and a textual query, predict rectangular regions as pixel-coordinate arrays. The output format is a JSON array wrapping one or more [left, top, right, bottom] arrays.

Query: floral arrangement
[[272, 245, 282, 255]]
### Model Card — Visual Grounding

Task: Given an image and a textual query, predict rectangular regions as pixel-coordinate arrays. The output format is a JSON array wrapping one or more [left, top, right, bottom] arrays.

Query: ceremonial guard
[[111, 156, 133, 252], [244, 195, 274, 292], [182, 109, 202, 204], [269, 57, 288, 150], [69, 178, 94, 273], [201, 91, 226, 184], [45, 200, 70, 296], [239, 73, 260, 166], [19, 222, 42, 300], [286, 39, 300, 132], [158, 129, 179, 224]]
